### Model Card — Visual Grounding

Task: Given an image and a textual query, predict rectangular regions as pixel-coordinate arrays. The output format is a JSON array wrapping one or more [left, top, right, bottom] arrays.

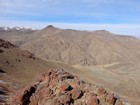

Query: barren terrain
[[0, 26, 140, 105]]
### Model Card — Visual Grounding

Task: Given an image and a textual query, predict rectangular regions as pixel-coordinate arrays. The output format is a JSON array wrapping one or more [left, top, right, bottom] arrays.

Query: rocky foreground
[[12, 69, 126, 105]]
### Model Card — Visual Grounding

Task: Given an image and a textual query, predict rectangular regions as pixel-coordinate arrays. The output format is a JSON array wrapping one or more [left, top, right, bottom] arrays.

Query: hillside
[[0, 38, 82, 84], [20, 26, 140, 65], [0, 38, 83, 104], [1, 26, 140, 66], [0, 38, 131, 105], [0, 26, 140, 105]]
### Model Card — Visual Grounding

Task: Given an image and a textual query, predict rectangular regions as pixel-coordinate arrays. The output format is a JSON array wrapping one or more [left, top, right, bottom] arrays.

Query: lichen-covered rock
[[12, 69, 126, 105]]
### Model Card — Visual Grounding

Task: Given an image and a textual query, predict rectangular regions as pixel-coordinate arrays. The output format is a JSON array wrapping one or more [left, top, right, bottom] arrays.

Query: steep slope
[[0, 38, 81, 84], [19, 26, 140, 66]]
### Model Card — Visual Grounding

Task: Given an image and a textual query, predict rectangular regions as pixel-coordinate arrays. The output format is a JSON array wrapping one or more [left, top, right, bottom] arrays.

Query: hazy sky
[[0, 0, 140, 37]]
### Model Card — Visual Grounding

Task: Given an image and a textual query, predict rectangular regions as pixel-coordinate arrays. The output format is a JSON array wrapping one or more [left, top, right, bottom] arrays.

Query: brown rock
[[79, 83, 90, 93], [115, 100, 124, 105], [87, 93, 99, 105], [60, 82, 71, 92], [68, 79, 80, 88], [71, 87, 83, 100], [74, 101, 83, 105], [58, 93, 71, 104], [57, 69, 74, 80], [30, 95, 38, 105], [12, 88, 27, 105], [12, 86, 36, 105], [50, 98, 61, 105], [97, 87, 106, 95], [105, 93, 115, 104], [38, 87, 53, 98]]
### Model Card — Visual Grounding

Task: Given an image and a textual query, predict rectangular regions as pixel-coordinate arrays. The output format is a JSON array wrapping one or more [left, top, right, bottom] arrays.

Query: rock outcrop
[[12, 69, 125, 105], [0, 38, 15, 48]]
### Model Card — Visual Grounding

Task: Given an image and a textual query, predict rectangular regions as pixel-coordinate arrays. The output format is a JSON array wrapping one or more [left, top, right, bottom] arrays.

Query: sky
[[0, 0, 140, 37]]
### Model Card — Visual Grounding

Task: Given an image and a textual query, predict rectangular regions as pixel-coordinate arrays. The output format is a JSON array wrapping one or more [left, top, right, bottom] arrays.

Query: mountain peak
[[46, 25, 55, 28], [42, 25, 57, 30]]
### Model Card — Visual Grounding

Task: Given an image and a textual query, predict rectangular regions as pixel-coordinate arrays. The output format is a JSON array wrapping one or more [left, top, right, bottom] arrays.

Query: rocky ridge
[[13, 69, 127, 105], [0, 38, 16, 48]]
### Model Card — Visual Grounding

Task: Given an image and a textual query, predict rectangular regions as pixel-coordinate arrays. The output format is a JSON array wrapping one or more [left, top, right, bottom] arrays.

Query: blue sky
[[0, 0, 140, 37]]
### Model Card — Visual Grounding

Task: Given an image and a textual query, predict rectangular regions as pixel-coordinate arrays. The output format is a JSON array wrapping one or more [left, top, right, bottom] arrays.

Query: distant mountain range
[[1, 25, 140, 66]]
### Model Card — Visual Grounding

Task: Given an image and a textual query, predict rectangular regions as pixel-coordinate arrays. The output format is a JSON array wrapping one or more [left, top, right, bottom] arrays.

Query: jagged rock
[[115, 100, 124, 105], [97, 87, 106, 95], [87, 93, 99, 105], [58, 93, 71, 104], [0, 38, 15, 48], [12, 69, 126, 105], [105, 93, 115, 104], [30, 94, 38, 105], [59, 82, 71, 92], [71, 87, 83, 100], [37, 87, 53, 98], [67, 79, 80, 88], [0, 48, 4, 53], [74, 101, 83, 105]]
